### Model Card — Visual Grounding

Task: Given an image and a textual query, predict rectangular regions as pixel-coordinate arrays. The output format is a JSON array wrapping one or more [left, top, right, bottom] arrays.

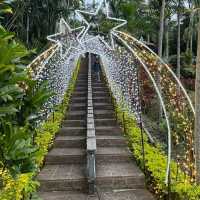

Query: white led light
[[75, 0, 127, 50], [27, 2, 195, 185], [47, 18, 85, 57]]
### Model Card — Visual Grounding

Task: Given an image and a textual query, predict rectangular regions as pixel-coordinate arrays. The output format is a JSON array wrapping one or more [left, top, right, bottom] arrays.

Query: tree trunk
[[147, 34, 150, 44], [26, 14, 29, 45], [176, 0, 181, 80], [195, 15, 200, 184], [158, 0, 165, 58], [190, 11, 194, 59], [157, 0, 165, 133], [165, 17, 169, 62]]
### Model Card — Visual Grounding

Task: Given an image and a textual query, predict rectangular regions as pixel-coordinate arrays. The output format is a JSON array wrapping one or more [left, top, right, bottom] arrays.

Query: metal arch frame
[[75, 0, 127, 50], [29, 26, 195, 184], [115, 31, 195, 115], [34, 46, 61, 80], [27, 45, 60, 79], [47, 18, 85, 57], [112, 31, 171, 184], [27, 44, 58, 70]]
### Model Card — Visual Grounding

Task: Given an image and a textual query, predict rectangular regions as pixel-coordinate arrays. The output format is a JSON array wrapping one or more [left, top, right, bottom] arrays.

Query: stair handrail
[[87, 53, 96, 194]]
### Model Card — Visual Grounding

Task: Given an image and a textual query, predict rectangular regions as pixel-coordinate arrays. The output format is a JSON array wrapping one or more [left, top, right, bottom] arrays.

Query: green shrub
[[0, 57, 81, 199], [114, 103, 200, 200]]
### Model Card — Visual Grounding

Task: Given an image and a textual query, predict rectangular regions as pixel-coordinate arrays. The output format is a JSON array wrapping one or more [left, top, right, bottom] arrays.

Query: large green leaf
[[0, 105, 18, 116], [0, 122, 38, 176]]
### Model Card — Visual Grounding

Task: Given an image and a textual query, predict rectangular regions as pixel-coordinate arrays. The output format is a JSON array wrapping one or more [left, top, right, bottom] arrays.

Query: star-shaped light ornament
[[75, 0, 127, 50], [47, 18, 85, 57]]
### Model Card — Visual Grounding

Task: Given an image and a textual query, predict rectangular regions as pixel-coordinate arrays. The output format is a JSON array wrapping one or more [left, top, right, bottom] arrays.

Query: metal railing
[[87, 53, 96, 194]]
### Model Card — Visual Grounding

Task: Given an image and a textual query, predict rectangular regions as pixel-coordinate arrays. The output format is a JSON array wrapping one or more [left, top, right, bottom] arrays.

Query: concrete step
[[92, 97, 111, 103], [54, 136, 86, 148], [62, 120, 86, 127], [66, 111, 86, 120], [77, 77, 87, 79], [92, 83, 105, 87], [45, 148, 86, 164], [78, 73, 88, 77], [77, 75, 88, 78], [76, 83, 88, 87], [59, 127, 86, 136], [96, 135, 127, 147], [77, 79, 87, 82], [96, 126, 122, 136], [96, 162, 145, 190], [92, 86, 108, 92], [69, 103, 87, 111], [94, 110, 115, 119], [71, 97, 87, 103], [37, 164, 87, 192], [77, 77, 88, 81], [73, 91, 87, 97], [95, 119, 117, 126], [76, 80, 88, 85], [93, 103, 113, 110], [93, 91, 109, 97], [45, 147, 131, 164], [39, 189, 154, 200], [96, 147, 132, 163], [77, 75, 87, 79], [75, 87, 88, 92]]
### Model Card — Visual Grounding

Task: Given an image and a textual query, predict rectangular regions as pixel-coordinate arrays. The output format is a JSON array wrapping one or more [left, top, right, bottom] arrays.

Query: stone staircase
[[38, 58, 154, 200], [92, 80, 149, 192]]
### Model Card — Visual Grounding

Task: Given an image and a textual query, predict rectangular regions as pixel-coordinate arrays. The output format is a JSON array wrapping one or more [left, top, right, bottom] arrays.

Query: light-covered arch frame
[[28, 28, 195, 184]]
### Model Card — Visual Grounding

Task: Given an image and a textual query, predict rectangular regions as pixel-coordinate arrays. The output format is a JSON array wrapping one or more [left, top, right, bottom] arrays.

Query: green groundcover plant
[[113, 100, 200, 200]]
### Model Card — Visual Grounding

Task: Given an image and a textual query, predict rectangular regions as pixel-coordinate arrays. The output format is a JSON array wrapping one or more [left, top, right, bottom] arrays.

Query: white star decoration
[[47, 18, 85, 57], [75, 0, 127, 50]]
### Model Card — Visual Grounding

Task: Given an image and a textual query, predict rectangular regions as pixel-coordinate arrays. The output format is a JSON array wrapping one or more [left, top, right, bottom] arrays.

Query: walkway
[[37, 57, 154, 200]]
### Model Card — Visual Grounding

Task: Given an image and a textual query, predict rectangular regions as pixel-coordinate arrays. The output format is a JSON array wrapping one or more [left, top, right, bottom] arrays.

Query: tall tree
[[165, 17, 170, 62], [3, 0, 83, 49], [158, 0, 166, 58], [194, 0, 200, 183], [177, 0, 181, 79], [157, 0, 166, 133]]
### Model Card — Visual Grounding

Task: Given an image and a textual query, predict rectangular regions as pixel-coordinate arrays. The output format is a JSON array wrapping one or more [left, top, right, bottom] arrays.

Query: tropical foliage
[[0, 51, 81, 199], [1, 0, 83, 50]]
